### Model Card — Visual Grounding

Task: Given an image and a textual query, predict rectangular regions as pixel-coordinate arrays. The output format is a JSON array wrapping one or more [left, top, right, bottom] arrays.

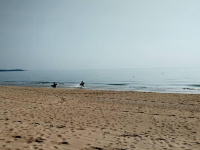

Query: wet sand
[[0, 86, 200, 150]]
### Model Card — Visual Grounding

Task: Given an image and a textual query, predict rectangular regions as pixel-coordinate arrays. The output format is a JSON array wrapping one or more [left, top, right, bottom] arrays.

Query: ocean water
[[0, 68, 200, 94]]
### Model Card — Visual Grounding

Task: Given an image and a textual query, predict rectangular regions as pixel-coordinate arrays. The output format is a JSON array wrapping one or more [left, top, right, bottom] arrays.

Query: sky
[[0, 0, 200, 70]]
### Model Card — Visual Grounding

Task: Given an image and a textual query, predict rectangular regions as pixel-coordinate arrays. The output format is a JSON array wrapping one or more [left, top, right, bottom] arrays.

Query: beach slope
[[0, 86, 200, 150]]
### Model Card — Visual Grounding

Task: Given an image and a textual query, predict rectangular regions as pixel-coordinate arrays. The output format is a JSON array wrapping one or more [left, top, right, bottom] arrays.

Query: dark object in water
[[51, 82, 57, 88], [80, 81, 85, 87]]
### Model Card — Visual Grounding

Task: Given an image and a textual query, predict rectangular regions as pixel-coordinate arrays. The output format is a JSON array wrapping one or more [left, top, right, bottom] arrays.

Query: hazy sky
[[0, 0, 200, 70]]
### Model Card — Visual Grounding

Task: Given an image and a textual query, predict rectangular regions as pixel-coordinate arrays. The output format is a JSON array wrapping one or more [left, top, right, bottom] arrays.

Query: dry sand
[[0, 86, 200, 150]]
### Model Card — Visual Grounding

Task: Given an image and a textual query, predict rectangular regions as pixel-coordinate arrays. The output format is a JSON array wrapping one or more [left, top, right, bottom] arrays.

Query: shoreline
[[1, 84, 200, 95], [0, 86, 200, 149]]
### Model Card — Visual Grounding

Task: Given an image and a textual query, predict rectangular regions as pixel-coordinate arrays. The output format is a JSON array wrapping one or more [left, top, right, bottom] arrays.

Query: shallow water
[[0, 68, 200, 94]]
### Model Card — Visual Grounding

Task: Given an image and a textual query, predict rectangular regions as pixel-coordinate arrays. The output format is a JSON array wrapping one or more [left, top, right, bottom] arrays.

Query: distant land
[[0, 69, 25, 72]]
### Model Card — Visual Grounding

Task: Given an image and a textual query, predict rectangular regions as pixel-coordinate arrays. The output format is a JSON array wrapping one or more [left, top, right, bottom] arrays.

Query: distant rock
[[0, 69, 25, 72]]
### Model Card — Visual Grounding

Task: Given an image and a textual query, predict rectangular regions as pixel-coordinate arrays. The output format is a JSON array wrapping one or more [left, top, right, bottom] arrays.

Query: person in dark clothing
[[80, 81, 85, 87], [51, 82, 57, 88]]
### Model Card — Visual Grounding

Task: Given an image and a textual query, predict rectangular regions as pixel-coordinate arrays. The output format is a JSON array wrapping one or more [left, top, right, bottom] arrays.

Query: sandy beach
[[0, 86, 200, 150]]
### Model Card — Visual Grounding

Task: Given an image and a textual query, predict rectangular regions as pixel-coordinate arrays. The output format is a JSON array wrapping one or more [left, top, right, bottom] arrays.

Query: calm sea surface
[[0, 68, 200, 94]]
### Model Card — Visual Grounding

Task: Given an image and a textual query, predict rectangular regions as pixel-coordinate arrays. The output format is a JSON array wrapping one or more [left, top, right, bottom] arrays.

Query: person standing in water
[[51, 82, 57, 88], [80, 81, 85, 87]]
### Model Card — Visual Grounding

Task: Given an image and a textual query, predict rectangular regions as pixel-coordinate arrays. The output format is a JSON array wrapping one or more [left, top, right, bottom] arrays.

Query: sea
[[0, 68, 200, 94]]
